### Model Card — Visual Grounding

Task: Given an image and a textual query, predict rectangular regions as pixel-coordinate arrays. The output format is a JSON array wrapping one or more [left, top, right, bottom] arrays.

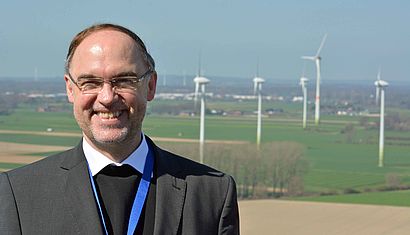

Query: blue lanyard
[[87, 149, 154, 235]]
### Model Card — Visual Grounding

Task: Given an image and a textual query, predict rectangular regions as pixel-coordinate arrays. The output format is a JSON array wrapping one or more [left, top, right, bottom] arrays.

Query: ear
[[64, 75, 75, 103], [147, 71, 157, 101]]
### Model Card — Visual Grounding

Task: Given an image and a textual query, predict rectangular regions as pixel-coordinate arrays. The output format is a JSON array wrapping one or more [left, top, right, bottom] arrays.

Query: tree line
[[159, 141, 308, 199]]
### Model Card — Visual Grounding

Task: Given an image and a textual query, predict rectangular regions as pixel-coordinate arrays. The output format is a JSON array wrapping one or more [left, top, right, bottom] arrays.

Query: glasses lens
[[74, 69, 153, 94], [78, 79, 103, 94], [113, 77, 138, 91]]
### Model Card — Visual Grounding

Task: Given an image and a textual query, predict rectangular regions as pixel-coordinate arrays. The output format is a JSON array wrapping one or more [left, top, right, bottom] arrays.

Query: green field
[[1, 105, 410, 206], [0, 107, 80, 132], [0, 162, 25, 170], [293, 190, 410, 207], [0, 133, 79, 146]]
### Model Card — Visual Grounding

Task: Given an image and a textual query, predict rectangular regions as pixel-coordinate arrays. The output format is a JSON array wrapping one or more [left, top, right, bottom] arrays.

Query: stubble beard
[[80, 107, 146, 150]]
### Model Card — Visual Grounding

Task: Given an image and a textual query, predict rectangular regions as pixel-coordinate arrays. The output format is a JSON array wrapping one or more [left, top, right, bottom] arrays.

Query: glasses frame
[[67, 68, 153, 94]]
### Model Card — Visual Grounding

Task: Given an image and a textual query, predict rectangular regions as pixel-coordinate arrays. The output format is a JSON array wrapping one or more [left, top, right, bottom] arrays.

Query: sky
[[0, 0, 409, 83]]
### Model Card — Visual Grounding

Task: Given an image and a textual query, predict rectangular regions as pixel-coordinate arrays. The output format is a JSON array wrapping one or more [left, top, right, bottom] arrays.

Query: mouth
[[95, 111, 123, 119]]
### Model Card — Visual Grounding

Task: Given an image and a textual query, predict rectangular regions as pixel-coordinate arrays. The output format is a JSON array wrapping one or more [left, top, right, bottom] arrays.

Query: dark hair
[[65, 23, 155, 73]]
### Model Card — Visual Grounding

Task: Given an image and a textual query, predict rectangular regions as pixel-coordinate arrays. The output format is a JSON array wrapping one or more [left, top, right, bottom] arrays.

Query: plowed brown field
[[0, 141, 69, 166], [239, 199, 410, 235]]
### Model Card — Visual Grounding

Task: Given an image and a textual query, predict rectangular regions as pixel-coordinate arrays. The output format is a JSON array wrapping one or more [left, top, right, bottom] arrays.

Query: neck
[[84, 134, 142, 163]]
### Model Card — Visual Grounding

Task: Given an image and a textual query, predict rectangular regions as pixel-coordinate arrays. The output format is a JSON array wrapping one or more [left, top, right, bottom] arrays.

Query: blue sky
[[0, 0, 409, 82]]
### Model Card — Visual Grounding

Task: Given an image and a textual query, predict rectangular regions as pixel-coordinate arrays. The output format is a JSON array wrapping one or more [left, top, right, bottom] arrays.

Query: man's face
[[65, 30, 156, 148]]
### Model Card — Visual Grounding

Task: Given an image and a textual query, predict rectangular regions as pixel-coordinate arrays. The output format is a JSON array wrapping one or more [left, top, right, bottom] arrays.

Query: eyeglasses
[[67, 69, 153, 94]]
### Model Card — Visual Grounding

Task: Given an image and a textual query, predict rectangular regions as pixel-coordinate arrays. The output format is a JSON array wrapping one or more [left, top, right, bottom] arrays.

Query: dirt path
[[0, 155, 44, 164], [0, 141, 70, 170], [239, 199, 410, 235], [0, 142, 70, 156]]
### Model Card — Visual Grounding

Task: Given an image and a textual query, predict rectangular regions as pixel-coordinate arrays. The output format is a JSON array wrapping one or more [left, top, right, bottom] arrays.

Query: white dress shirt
[[83, 134, 149, 177]]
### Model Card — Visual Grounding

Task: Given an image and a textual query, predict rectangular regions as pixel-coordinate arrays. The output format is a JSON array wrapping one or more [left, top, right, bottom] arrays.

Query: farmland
[[1, 101, 410, 207]]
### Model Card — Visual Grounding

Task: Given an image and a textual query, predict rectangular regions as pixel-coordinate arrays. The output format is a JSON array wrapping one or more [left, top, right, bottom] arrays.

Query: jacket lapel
[[148, 138, 187, 235], [60, 142, 104, 234], [58, 137, 188, 234]]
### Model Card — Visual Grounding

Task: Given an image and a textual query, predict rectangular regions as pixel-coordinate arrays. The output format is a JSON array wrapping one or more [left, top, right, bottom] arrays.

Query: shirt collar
[[83, 134, 149, 176]]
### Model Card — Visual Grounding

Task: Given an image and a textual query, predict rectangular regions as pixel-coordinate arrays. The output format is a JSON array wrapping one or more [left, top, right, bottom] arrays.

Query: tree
[[262, 142, 307, 197]]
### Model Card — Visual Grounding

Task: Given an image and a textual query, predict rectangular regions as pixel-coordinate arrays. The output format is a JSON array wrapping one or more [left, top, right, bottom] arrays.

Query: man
[[0, 23, 239, 235]]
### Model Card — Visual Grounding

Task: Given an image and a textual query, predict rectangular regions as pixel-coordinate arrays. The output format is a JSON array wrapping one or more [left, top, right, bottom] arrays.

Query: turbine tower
[[253, 75, 265, 149], [299, 76, 309, 129], [374, 74, 388, 167], [301, 33, 327, 125], [193, 55, 209, 164]]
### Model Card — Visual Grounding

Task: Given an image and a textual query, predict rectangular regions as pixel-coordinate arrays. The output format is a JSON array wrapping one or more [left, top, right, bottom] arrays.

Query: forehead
[[70, 30, 146, 69]]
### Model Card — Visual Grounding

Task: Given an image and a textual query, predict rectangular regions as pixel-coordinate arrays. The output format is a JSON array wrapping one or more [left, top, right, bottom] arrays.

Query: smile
[[96, 111, 122, 119]]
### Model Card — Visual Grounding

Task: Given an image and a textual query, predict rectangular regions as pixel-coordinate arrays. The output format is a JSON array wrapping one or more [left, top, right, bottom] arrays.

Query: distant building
[[266, 108, 284, 115], [292, 96, 303, 102]]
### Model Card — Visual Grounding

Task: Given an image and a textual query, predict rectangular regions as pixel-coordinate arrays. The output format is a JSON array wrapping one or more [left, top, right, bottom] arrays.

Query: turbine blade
[[301, 56, 315, 60], [198, 51, 202, 76], [315, 33, 328, 57], [194, 82, 199, 110], [256, 57, 260, 77], [194, 82, 199, 102], [377, 68, 381, 81], [376, 87, 380, 104]]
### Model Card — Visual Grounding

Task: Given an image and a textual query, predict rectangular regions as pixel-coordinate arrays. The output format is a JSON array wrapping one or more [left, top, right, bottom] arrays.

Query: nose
[[97, 82, 116, 105]]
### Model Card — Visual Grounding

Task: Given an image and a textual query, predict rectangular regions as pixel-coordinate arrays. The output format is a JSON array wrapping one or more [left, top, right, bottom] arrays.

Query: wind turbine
[[253, 68, 265, 149], [301, 33, 327, 125], [299, 76, 309, 129], [193, 56, 210, 164], [374, 73, 388, 167]]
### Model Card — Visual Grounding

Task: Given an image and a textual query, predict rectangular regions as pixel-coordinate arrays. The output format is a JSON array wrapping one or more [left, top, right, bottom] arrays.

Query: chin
[[92, 128, 130, 145]]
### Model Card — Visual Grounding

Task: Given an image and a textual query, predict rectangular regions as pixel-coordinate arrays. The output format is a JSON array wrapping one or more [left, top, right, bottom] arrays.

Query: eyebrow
[[112, 71, 140, 78], [76, 71, 140, 80], [76, 74, 101, 80]]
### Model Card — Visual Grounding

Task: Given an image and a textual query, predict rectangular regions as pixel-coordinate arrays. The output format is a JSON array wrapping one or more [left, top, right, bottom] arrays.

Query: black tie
[[94, 164, 141, 235]]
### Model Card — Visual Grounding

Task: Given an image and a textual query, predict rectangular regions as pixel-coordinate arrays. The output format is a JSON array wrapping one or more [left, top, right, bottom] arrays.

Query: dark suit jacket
[[0, 137, 239, 234]]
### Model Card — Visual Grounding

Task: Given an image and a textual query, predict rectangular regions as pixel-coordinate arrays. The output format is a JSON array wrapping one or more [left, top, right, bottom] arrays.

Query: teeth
[[97, 111, 121, 119]]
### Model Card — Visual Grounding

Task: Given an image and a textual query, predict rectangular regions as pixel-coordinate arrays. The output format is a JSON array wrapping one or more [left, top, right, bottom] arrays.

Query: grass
[[1, 106, 410, 206], [0, 108, 80, 133], [0, 162, 25, 171], [293, 190, 410, 207], [0, 133, 79, 147]]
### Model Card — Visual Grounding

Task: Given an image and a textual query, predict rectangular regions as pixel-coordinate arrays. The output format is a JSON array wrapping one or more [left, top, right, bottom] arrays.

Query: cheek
[[128, 95, 147, 116], [127, 91, 145, 105], [73, 95, 94, 115]]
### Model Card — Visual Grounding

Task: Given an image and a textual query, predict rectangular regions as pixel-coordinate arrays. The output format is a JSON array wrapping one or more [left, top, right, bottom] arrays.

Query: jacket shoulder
[[155, 145, 236, 189]]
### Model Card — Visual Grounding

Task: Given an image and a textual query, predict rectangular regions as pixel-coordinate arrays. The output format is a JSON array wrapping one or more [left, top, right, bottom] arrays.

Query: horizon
[[1, 74, 409, 88]]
